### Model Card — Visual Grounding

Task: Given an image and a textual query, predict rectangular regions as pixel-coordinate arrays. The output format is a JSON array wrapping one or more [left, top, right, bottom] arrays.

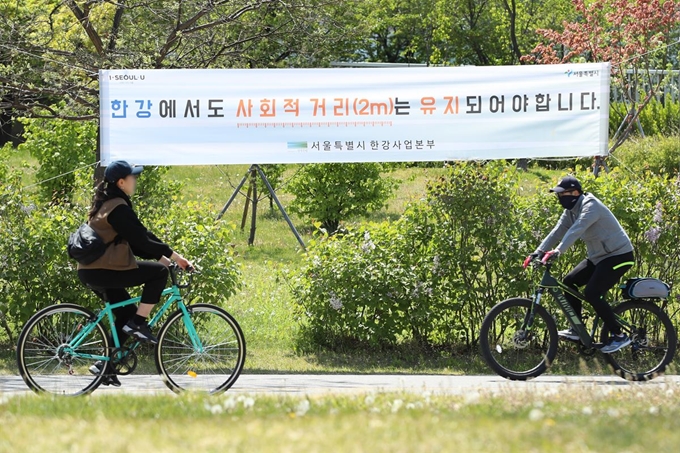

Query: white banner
[[99, 63, 611, 165]]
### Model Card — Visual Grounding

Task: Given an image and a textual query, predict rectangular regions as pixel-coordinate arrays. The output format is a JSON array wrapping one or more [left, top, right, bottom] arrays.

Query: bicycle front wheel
[[16, 303, 109, 396], [479, 298, 558, 380], [155, 303, 246, 394], [601, 300, 677, 381]]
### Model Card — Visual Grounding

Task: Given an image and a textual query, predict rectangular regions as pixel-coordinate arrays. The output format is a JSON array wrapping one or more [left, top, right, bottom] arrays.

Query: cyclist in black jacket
[[77, 161, 193, 385]]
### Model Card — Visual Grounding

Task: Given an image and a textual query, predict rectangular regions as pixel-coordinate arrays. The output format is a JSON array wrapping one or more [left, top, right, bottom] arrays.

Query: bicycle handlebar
[[527, 254, 557, 269], [169, 262, 197, 289]]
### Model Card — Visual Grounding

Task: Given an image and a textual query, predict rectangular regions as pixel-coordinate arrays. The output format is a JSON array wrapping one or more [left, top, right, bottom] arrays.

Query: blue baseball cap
[[104, 161, 143, 183]]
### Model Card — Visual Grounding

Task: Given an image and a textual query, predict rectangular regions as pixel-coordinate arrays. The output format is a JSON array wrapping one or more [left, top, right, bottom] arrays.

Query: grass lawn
[[2, 384, 680, 452]]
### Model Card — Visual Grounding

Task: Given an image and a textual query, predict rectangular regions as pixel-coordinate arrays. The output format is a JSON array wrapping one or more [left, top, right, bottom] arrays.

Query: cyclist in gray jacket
[[526, 176, 635, 353]]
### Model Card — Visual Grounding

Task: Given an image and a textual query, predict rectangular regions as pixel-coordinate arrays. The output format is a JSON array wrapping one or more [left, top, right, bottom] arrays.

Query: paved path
[[2, 374, 679, 395]]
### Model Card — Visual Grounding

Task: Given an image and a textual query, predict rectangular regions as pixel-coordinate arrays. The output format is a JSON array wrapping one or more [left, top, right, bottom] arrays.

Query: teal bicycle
[[480, 255, 677, 382], [16, 264, 246, 396]]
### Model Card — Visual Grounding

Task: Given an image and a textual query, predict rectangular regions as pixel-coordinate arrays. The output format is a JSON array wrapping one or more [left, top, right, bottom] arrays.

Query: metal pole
[[255, 165, 306, 251], [248, 167, 258, 246], [241, 183, 252, 230], [216, 167, 251, 220]]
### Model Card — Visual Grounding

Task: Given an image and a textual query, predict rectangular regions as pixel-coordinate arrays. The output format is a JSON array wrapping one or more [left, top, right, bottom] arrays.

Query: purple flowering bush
[[290, 163, 680, 351]]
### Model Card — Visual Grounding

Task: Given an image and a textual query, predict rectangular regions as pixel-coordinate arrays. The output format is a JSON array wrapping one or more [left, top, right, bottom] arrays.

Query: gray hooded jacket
[[536, 193, 633, 265]]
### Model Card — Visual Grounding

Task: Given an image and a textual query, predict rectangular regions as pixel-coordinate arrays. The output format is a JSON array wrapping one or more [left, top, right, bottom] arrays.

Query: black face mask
[[558, 194, 580, 210]]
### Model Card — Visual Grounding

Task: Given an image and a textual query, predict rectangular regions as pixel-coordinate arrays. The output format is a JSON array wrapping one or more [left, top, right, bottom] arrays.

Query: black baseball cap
[[104, 160, 143, 183], [549, 176, 582, 193]]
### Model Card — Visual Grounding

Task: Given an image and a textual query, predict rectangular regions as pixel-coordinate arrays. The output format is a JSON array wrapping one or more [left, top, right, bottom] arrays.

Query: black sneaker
[[88, 361, 121, 387], [122, 320, 158, 344]]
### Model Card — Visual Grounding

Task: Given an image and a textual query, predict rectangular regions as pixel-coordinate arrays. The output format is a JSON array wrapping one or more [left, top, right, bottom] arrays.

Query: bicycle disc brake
[[511, 330, 532, 349], [110, 347, 138, 375]]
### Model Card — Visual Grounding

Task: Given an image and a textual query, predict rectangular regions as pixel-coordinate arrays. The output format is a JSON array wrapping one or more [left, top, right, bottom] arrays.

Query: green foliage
[[16, 117, 97, 204], [286, 163, 397, 233], [353, 0, 577, 66], [0, 168, 241, 338], [611, 136, 680, 176], [257, 164, 286, 210], [290, 162, 680, 351], [0, 142, 11, 181], [0, 170, 93, 330], [143, 199, 242, 306], [610, 101, 680, 138]]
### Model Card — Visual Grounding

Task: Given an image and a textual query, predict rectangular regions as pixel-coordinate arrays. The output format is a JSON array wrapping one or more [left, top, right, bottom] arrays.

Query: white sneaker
[[557, 327, 580, 341]]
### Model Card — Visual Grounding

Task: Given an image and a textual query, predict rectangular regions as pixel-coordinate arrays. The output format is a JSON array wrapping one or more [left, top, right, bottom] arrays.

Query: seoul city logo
[[109, 74, 146, 81]]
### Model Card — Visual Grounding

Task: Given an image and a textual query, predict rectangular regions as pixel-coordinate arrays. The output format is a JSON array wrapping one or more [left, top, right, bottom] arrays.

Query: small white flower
[[208, 404, 224, 415], [464, 392, 480, 405], [433, 255, 441, 268], [329, 292, 343, 311], [649, 406, 659, 415], [391, 399, 403, 413], [20, 203, 36, 214], [364, 394, 376, 406], [222, 395, 237, 410], [242, 397, 255, 409], [528, 408, 544, 421], [361, 231, 376, 253], [361, 241, 376, 253], [582, 406, 593, 415], [653, 202, 663, 223], [295, 399, 311, 416], [607, 408, 620, 418]]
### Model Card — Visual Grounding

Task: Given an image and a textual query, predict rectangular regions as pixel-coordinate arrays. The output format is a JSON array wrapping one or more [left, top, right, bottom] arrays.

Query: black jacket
[[105, 187, 173, 260]]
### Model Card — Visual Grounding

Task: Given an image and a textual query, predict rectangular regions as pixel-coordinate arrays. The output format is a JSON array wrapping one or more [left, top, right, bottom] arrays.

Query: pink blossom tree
[[522, 0, 680, 161]]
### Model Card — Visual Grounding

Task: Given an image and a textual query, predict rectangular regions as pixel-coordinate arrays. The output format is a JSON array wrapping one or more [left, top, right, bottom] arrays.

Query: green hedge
[[610, 100, 680, 137], [610, 135, 680, 176], [289, 162, 680, 351]]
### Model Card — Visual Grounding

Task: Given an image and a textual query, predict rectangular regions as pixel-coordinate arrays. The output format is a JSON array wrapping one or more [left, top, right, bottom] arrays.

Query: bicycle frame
[[63, 281, 204, 362], [529, 262, 630, 348]]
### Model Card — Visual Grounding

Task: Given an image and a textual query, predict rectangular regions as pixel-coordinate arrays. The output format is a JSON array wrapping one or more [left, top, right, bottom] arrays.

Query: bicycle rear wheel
[[16, 303, 109, 396], [155, 303, 246, 394], [479, 298, 558, 380], [601, 300, 677, 381]]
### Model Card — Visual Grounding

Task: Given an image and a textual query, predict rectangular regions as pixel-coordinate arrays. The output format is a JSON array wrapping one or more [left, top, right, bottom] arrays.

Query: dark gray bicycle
[[480, 255, 677, 381]]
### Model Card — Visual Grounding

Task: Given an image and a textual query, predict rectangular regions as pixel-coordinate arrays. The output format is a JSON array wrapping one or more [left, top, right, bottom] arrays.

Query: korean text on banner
[[99, 64, 611, 165]]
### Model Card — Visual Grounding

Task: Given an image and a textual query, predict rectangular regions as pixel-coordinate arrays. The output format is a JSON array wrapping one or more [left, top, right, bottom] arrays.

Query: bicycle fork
[[179, 303, 205, 354]]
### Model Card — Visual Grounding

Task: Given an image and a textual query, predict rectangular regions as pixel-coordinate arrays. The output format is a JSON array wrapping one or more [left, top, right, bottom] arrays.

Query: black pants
[[78, 261, 169, 344], [562, 251, 635, 335]]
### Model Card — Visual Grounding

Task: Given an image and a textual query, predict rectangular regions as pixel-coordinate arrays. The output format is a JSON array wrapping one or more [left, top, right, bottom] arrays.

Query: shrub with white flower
[[329, 292, 343, 311]]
